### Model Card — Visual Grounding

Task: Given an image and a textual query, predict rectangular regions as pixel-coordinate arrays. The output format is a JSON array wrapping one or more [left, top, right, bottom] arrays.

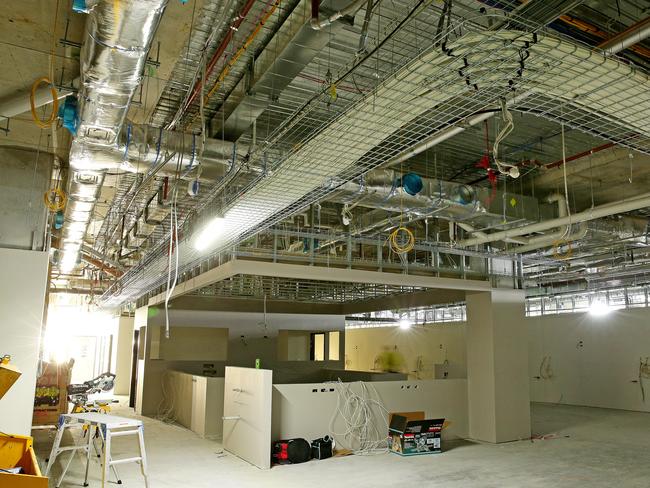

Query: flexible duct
[[60, 0, 169, 272]]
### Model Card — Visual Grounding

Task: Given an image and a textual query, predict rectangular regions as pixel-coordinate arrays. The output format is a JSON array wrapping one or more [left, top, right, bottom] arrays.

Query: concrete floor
[[34, 401, 650, 488]]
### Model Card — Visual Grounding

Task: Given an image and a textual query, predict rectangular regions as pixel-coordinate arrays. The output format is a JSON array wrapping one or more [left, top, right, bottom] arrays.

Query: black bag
[[311, 436, 333, 460], [272, 438, 311, 464]]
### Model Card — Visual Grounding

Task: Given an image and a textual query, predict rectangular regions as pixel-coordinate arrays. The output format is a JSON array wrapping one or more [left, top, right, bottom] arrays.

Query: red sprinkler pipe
[[544, 142, 615, 169]]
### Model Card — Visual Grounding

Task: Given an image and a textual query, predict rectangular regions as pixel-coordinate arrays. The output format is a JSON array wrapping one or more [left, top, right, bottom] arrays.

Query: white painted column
[[0, 249, 49, 435], [466, 289, 530, 443]]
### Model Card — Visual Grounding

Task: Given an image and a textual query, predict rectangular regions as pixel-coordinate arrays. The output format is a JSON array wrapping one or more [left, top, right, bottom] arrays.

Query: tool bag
[[272, 438, 311, 464], [311, 436, 333, 460]]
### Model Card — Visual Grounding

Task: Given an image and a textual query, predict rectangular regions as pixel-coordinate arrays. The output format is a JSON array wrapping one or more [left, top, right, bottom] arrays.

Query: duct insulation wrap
[[69, 124, 246, 180], [76, 1, 168, 145], [60, 0, 169, 272], [329, 170, 542, 229]]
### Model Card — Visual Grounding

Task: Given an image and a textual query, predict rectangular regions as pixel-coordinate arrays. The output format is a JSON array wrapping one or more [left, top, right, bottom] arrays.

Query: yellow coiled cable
[[30, 77, 59, 129]]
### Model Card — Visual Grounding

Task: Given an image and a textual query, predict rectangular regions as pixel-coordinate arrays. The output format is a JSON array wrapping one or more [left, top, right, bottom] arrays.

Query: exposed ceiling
[[3, 0, 650, 309]]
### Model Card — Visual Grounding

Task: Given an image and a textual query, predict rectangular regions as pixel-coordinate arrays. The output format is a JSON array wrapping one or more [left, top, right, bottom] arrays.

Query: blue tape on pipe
[[58, 96, 79, 135], [54, 211, 65, 230]]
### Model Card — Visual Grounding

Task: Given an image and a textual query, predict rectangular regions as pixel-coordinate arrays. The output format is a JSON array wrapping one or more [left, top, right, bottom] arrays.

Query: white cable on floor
[[328, 380, 390, 454]]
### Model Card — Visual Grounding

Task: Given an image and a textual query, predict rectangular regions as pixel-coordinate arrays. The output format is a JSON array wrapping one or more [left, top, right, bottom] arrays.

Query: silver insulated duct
[[60, 0, 169, 272], [328, 170, 542, 229]]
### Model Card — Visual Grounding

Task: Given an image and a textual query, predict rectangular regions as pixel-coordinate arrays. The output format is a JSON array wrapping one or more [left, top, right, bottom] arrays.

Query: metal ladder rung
[[110, 456, 143, 466], [110, 430, 140, 438], [55, 445, 86, 453]]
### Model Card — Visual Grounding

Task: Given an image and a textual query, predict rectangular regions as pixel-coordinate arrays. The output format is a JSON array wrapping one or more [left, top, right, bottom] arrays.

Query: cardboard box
[[388, 411, 445, 456], [32, 360, 73, 426]]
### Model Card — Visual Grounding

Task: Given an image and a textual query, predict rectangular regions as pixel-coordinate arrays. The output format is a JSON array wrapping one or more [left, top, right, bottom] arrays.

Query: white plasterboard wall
[[114, 315, 134, 395], [223, 366, 273, 469], [346, 308, 650, 414], [163, 371, 225, 439], [145, 309, 345, 383], [150, 326, 229, 361], [345, 323, 467, 379], [528, 308, 650, 412], [272, 379, 468, 448], [0, 248, 48, 435]]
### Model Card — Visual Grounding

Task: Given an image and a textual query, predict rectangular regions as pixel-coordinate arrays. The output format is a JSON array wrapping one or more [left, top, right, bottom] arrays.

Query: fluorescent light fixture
[[194, 216, 226, 251], [589, 300, 610, 316], [398, 317, 412, 329]]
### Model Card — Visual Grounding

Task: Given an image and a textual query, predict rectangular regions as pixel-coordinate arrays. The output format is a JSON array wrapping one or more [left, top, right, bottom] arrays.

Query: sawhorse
[[45, 412, 149, 488]]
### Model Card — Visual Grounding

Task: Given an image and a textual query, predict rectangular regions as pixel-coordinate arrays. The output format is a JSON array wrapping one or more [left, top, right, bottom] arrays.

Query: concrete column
[[466, 289, 530, 443]]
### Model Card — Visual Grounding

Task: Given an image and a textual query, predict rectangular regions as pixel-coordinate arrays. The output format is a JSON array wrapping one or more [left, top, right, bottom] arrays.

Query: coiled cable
[[389, 226, 415, 254], [30, 77, 59, 129], [44, 188, 67, 212]]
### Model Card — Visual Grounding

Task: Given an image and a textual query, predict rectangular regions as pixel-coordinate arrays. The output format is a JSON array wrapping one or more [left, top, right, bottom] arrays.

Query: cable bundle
[[639, 358, 650, 402], [328, 380, 390, 454], [538, 356, 553, 380], [493, 98, 519, 178]]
